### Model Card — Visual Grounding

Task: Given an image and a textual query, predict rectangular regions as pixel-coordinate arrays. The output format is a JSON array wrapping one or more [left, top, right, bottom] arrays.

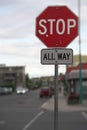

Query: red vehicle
[[40, 87, 52, 98]]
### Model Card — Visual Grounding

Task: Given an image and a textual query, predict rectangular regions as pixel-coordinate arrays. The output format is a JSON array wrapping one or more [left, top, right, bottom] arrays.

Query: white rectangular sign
[[41, 48, 73, 65]]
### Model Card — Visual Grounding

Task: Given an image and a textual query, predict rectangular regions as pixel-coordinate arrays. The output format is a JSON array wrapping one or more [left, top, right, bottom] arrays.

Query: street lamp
[[78, 0, 83, 104]]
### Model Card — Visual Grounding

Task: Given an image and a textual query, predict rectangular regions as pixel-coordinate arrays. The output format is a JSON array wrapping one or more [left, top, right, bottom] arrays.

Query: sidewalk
[[41, 93, 87, 112]]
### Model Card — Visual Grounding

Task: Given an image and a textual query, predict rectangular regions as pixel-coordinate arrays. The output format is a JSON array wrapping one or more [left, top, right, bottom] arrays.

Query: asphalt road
[[0, 90, 49, 130], [28, 111, 87, 130], [0, 90, 87, 130]]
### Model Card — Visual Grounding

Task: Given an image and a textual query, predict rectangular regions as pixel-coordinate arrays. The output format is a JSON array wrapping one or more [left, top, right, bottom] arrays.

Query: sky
[[0, 0, 87, 78]]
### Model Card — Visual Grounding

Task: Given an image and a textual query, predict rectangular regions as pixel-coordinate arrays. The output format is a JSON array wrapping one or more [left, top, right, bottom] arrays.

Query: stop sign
[[36, 6, 78, 47]]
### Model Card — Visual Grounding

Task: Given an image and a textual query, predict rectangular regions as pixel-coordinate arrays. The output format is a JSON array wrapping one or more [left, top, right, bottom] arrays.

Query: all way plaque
[[41, 48, 73, 65]]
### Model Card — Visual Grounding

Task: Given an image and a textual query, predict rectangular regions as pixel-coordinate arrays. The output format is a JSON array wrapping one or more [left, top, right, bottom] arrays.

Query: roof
[[66, 70, 87, 80], [66, 63, 87, 74]]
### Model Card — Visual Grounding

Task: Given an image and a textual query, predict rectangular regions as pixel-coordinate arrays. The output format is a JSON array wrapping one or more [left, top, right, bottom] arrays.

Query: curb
[[41, 94, 87, 112]]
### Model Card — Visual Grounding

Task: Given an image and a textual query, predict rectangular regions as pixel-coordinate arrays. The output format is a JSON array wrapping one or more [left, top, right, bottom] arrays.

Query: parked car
[[16, 86, 28, 94], [8, 88, 13, 94], [0, 87, 9, 95], [67, 94, 80, 104], [0, 87, 4, 95], [40, 87, 52, 98]]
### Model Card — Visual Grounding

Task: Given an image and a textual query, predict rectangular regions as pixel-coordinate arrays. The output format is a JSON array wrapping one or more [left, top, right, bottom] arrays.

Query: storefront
[[66, 69, 87, 103]]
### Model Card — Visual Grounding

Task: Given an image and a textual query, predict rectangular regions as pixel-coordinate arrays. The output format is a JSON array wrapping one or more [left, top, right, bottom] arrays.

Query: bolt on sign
[[36, 6, 78, 47]]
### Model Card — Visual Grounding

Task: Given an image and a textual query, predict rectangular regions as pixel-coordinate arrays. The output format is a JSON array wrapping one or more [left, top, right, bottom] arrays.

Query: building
[[0, 65, 25, 90], [66, 63, 87, 99]]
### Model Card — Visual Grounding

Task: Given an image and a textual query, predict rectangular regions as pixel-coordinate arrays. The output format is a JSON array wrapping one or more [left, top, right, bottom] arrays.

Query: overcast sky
[[0, 0, 87, 78]]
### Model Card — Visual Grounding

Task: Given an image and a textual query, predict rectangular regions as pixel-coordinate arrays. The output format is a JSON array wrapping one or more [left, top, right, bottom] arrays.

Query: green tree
[[25, 74, 31, 88]]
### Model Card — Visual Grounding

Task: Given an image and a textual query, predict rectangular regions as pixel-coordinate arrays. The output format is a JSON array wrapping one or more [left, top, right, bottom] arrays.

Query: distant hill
[[73, 55, 87, 65]]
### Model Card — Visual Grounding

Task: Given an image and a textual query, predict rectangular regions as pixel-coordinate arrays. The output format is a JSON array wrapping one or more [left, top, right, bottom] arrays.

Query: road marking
[[41, 102, 48, 108], [82, 112, 87, 120], [22, 111, 44, 130], [0, 120, 5, 124]]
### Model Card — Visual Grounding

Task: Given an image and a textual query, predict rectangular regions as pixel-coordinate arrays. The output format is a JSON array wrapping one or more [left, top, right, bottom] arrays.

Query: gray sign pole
[[54, 63, 58, 130], [41, 47, 73, 130]]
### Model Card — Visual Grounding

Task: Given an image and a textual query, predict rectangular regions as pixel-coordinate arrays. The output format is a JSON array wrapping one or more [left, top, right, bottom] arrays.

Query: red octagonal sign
[[36, 6, 78, 47]]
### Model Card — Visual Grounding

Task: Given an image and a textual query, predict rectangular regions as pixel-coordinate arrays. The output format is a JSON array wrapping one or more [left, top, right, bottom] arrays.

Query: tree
[[25, 74, 31, 88]]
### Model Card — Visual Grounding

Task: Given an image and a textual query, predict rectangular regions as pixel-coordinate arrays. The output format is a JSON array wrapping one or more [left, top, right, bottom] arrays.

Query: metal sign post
[[54, 63, 58, 130], [41, 47, 73, 130]]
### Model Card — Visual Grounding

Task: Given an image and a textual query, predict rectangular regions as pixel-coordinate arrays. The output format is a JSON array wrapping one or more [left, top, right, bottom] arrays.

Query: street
[[0, 90, 47, 130], [27, 111, 87, 130], [0, 90, 87, 130]]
